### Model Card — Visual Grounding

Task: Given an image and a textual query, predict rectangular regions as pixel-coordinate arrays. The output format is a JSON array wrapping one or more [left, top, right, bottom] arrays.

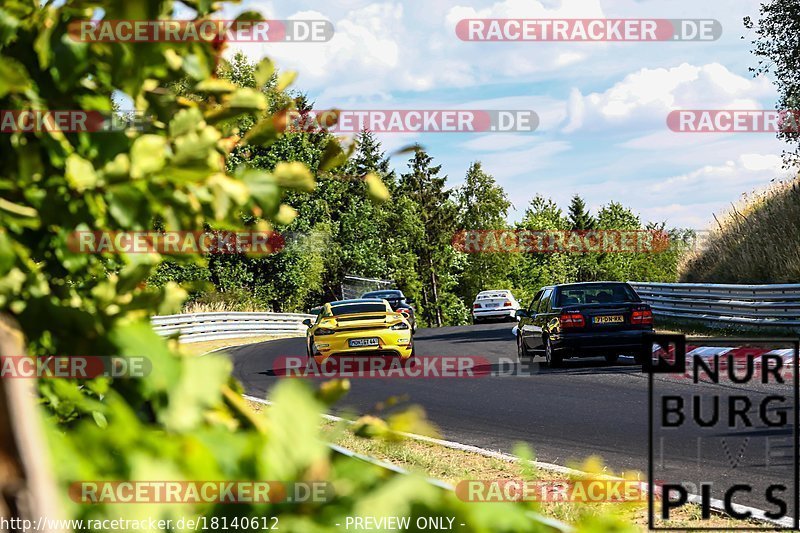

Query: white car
[[471, 290, 521, 323]]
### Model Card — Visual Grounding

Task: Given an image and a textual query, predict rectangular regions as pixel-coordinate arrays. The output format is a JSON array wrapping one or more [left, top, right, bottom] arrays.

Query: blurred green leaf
[[130, 135, 168, 179], [273, 161, 315, 192], [254, 57, 274, 87], [365, 172, 390, 203], [65, 153, 99, 192]]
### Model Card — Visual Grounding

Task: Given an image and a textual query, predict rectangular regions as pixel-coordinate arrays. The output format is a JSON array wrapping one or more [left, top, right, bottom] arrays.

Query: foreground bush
[[0, 0, 642, 531]]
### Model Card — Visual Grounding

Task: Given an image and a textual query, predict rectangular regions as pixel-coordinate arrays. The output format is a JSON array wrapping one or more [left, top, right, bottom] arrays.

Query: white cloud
[[473, 140, 572, 180], [562, 63, 776, 132], [501, 151, 789, 228], [444, 0, 604, 24], [740, 153, 783, 172], [228, 4, 405, 98], [228, 0, 616, 100], [459, 134, 539, 151], [649, 154, 784, 194]]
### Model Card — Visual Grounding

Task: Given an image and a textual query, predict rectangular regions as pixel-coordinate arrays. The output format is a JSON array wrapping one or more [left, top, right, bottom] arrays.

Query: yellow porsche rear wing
[[320, 311, 405, 329]]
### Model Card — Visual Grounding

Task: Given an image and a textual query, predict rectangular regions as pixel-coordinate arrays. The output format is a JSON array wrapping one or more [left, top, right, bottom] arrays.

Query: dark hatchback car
[[361, 289, 416, 332], [515, 282, 653, 367]]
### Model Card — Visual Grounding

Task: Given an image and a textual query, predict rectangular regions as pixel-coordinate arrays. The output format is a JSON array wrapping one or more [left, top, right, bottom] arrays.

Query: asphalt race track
[[229, 322, 796, 515]]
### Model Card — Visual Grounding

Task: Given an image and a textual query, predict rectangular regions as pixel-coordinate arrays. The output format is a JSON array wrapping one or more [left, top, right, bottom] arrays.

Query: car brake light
[[473, 303, 481, 309], [559, 312, 585, 329], [398, 308, 411, 315], [631, 308, 653, 325], [503, 301, 512, 307]]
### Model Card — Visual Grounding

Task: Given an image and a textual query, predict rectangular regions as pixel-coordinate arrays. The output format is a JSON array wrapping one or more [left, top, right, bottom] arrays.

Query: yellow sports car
[[303, 299, 414, 363]]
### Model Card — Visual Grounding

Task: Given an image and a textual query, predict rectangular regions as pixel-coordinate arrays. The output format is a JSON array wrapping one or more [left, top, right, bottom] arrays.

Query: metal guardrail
[[151, 312, 313, 343], [629, 282, 800, 329]]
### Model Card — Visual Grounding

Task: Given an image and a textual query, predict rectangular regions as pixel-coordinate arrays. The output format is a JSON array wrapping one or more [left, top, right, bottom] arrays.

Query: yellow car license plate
[[593, 315, 623, 324], [349, 338, 380, 348]]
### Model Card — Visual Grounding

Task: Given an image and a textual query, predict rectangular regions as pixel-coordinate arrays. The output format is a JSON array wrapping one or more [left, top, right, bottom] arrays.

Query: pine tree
[[567, 194, 596, 230], [338, 131, 392, 276], [398, 148, 457, 327], [566, 195, 598, 282], [346, 130, 394, 186]]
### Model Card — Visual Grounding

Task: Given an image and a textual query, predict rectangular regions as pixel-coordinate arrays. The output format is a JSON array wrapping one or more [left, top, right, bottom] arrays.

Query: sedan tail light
[[473, 303, 481, 309], [503, 300, 513, 307], [559, 312, 585, 329], [398, 308, 411, 316], [631, 308, 653, 325]]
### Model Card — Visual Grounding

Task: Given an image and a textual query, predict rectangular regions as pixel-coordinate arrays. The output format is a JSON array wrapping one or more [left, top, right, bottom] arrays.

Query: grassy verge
[[654, 317, 797, 339], [178, 334, 303, 356], [245, 399, 764, 531]]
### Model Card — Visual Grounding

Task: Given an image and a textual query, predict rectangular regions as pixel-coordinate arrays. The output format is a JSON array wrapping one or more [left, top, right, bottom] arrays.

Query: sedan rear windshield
[[555, 284, 638, 306], [330, 303, 387, 315], [477, 292, 510, 300], [362, 291, 402, 300]]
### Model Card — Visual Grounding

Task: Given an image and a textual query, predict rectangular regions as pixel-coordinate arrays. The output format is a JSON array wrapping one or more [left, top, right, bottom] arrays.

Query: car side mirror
[[302, 318, 312, 327], [515, 309, 527, 318]]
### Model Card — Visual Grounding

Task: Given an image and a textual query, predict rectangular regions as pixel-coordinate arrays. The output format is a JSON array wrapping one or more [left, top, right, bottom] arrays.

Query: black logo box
[[645, 334, 800, 530]]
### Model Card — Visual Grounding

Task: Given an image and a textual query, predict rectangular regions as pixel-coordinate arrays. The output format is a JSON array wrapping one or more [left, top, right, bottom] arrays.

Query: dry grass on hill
[[680, 176, 800, 283]]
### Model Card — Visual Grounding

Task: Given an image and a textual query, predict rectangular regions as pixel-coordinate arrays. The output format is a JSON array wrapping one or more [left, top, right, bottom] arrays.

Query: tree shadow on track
[[418, 325, 516, 344], [467, 356, 643, 377]]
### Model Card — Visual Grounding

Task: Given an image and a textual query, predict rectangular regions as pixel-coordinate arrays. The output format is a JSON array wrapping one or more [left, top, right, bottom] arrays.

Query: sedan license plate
[[349, 338, 380, 348], [593, 315, 624, 324]]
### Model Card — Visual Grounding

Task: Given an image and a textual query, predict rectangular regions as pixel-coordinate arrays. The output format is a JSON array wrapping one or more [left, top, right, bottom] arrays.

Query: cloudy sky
[[223, 0, 792, 229]]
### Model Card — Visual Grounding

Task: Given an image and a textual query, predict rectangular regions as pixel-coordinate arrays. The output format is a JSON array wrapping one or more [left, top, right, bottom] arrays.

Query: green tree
[[745, 1, 800, 165], [512, 196, 574, 304], [345, 130, 395, 186], [455, 161, 512, 304], [189, 54, 342, 311], [332, 131, 398, 290], [398, 148, 459, 327], [594, 202, 642, 281], [596, 201, 641, 230], [567, 194, 599, 282], [567, 194, 596, 230]]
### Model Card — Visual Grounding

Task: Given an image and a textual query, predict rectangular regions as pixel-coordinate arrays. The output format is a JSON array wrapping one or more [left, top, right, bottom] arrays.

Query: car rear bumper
[[551, 329, 653, 356], [313, 349, 412, 365], [473, 308, 517, 319], [311, 330, 413, 361]]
